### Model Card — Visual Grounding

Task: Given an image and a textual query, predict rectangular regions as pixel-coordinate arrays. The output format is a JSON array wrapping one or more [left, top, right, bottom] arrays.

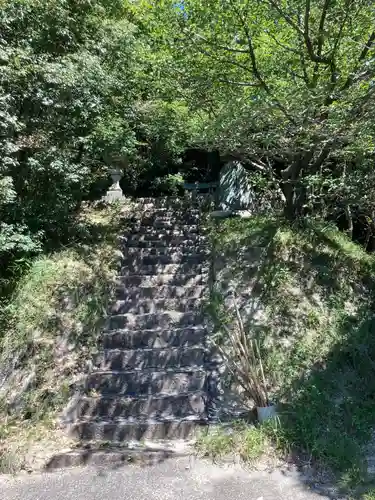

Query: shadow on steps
[[44, 441, 190, 471]]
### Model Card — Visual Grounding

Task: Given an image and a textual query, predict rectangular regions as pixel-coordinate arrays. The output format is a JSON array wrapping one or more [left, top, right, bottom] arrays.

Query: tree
[[148, 0, 375, 220], [0, 0, 205, 295], [0, 0, 142, 244], [0, 0, 155, 297]]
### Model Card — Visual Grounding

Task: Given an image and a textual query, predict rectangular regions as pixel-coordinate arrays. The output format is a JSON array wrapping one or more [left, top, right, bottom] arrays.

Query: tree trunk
[[364, 210, 375, 251], [344, 204, 353, 240], [281, 158, 304, 220]]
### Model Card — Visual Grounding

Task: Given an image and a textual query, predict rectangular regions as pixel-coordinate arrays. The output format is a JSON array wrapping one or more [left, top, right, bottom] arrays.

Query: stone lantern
[[103, 149, 128, 203], [104, 167, 124, 202]]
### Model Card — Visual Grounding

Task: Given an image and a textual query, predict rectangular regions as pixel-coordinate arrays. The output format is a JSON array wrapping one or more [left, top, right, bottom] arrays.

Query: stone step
[[136, 197, 193, 207], [65, 392, 206, 422], [69, 418, 204, 442], [125, 238, 207, 249], [137, 195, 210, 207], [141, 209, 200, 218], [85, 369, 207, 397], [119, 263, 209, 276], [118, 274, 208, 287], [94, 347, 206, 371], [140, 215, 201, 226], [108, 311, 205, 330], [46, 444, 191, 470], [111, 298, 203, 315], [103, 327, 207, 350], [122, 233, 207, 244], [122, 253, 207, 267], [126, 217, 201, 226], [60, 196, 214, 451], [115, 285, 206, 300], [129, 226, 200, 236], [124, 247, 210, 258]]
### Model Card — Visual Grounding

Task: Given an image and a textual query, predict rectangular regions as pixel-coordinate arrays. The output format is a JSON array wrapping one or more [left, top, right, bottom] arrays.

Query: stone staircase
[[62, 196, 216, 454]]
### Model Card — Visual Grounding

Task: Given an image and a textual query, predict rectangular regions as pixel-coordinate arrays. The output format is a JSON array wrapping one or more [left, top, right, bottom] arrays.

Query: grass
[[361, 491, 375, 500], [209, 214, 375, 491], [196, 421, 269, 463], [0, 200, 135, 473]]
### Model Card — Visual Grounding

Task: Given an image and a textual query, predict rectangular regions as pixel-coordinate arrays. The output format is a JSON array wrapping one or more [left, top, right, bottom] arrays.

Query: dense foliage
[[0, 1, 131, 269], [1, 0, 375, 293], [0, 0, 198, 294], [142, 0, 375, 226]]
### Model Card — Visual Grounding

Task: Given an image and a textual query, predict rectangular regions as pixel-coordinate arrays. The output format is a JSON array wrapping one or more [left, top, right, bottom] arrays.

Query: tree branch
[[359, 30, 375, 62], [217, 78, 262, 87], [330, 3, 351, 61], [248, 159, 267, 171], [304, 0, 311, 43], [281, 149, 315, 180], [286, 68, 309, 82], [231, 7, 265, 87], [266, 0, 331, 64], [229, 0, 297, 124], [266, 0, 304, 36], [310, 142, 332, 173], [343, 30, 375, 90], [265, 156, 287, 203], [346, 82, 375, 124], [304, 32, 331, 64], [317, 0, 331, 57], [315, 2, 351, 100], [194, 44, 254, 74], [194, 33, 249, 54], [267, 31, 305, 56], [312, 0, 331, 86], [299, 48, 311, 87]]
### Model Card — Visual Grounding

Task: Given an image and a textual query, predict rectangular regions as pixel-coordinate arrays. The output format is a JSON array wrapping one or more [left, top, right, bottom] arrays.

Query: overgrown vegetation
[[209, 215, 375, 490], [209, 292, 270, 408], [196, 421, 270, 464], [359, 491, 375, 500], [0, 0, 201, 298], [0, 202, 130, 473], [1, 0, 375, 488], [148, 0, 375, 225], [2, 0, 375, 290]]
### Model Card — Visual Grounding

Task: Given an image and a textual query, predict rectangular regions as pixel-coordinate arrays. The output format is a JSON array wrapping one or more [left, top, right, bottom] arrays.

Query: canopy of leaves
[[2, 0, 375, 296], [143, 0, 375, 221], [0, 0, 201, 293]]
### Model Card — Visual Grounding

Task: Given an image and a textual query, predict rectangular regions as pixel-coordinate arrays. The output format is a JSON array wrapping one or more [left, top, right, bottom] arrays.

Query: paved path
[[0, 457, 336, 500]]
